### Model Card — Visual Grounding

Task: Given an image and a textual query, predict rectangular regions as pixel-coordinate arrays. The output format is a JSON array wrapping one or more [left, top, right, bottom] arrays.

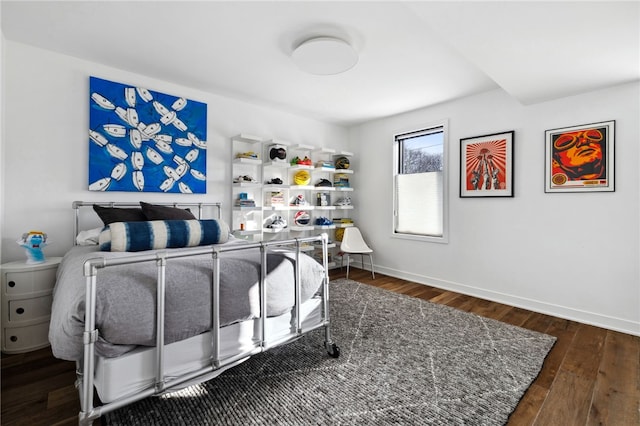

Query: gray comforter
[[49, 242, 325, 361]]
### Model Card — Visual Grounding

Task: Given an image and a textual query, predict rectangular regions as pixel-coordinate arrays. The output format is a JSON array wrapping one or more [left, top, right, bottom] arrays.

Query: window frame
[[391, 120, 449, 244]]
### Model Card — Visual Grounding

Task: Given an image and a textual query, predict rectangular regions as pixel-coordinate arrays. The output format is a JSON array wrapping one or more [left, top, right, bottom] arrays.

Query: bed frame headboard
[[72, 201, 222, 242]]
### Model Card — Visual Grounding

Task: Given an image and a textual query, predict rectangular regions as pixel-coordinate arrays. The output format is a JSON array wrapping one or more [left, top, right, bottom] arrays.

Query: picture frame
[[89, 76, 208, 193], [460, 130, 514, 198], [544, 120, 615, 193]]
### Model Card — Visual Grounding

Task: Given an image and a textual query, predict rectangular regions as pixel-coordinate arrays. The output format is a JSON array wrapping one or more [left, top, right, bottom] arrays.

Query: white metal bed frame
[[69, 201, 339, 425]]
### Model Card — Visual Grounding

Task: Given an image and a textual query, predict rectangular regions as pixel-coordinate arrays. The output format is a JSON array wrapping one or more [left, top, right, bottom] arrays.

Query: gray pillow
[[93, 205, 146, 225], [140, 202, 196, 220]]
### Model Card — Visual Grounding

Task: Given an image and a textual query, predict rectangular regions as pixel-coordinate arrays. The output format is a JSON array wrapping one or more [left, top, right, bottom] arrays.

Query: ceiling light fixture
[[291, 36, 358, 76]]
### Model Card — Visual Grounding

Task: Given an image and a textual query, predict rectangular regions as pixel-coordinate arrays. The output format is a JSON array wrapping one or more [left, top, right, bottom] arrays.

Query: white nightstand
[[1, 257, 62, 354]]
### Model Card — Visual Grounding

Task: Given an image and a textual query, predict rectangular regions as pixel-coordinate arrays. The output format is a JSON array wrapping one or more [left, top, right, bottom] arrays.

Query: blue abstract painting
[[89, 76, 207, 193]]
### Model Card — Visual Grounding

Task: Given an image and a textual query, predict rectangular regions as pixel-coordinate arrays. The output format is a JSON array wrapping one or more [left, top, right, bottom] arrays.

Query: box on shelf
[[235, 192, 256, 207], [265, 191, 285, 207], [316, 192, 331, 206], [333, 173, 350, 188], [333, 218, 354, 225]]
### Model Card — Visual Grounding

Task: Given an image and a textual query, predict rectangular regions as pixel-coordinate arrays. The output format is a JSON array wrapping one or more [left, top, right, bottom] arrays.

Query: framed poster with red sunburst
[[460, 130, 514, 198]]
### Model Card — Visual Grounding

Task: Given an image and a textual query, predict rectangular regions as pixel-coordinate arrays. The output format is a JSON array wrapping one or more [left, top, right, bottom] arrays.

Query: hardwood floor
[[1, 268, 638, 425]]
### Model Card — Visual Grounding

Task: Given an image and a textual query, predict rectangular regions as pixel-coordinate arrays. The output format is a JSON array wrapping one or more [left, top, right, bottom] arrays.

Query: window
[[393, 123, 448, 241]]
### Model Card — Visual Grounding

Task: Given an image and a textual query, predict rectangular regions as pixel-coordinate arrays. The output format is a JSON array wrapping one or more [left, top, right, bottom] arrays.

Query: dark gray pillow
[[93, 205, 146, 225], [140, 202, 196, 220]]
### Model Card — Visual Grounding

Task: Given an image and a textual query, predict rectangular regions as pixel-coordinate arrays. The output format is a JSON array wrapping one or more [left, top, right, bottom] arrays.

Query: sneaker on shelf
[[298, 156, 312, 166], [314, 217, 333, 226], [316, 160, 335, 169], [267, 216, 287, 229], [290, 156, 301, 166], [315, 178, 333, 187], [334, 197, 352, 206], [235, 151, 258, 159], [266, 177, 283, 185], [290, 194, 308, 206], [233, 175, 256, 183]]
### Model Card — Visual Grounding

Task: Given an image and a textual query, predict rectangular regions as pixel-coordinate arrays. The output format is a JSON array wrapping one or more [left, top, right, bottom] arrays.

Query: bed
[[49, 201, 339, 425]]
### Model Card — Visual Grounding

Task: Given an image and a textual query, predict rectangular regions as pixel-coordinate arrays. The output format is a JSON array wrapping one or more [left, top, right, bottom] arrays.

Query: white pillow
[[76, 227, 102, 246]]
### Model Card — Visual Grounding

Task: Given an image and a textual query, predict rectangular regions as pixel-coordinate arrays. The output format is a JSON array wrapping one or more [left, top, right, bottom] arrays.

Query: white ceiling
[[1, 1, 639, 126]]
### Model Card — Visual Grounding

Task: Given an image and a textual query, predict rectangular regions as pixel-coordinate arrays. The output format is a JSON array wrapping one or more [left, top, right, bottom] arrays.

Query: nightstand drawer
[[8, 295, 52, 322], [5, 268, 57, 296], [3, 323, 50, 353]]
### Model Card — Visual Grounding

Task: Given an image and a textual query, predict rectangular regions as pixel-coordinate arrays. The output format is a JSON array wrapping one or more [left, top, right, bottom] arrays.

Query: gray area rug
[[104, 279, 556, 425]]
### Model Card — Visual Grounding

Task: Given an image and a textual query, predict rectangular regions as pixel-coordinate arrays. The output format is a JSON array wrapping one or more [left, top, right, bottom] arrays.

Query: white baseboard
[[354, 263, 640, 337]]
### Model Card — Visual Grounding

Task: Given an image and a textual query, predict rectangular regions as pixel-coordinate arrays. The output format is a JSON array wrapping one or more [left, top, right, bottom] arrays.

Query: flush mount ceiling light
[[291, 36, 358, 75]]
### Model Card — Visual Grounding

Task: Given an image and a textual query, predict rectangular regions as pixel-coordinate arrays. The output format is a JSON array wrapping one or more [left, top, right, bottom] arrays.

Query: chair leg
[[345, 253, 350, 280], [368, 254, 375, 279]]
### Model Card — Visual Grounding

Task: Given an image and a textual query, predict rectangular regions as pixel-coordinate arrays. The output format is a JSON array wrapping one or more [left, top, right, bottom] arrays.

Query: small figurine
[[17, 230, 48, 264]]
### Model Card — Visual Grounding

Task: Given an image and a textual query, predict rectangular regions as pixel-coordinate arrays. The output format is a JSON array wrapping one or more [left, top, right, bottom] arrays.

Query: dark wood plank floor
[[2, 268, 638, 425]]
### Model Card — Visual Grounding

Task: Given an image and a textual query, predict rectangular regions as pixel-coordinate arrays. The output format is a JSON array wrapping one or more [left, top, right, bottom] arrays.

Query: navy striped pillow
[[99, 219, 229, 252]]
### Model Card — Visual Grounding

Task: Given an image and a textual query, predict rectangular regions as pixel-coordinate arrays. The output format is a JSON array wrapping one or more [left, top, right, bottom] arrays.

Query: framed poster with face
[[545, 120, 615, 193], [460, 130, 514, 198]]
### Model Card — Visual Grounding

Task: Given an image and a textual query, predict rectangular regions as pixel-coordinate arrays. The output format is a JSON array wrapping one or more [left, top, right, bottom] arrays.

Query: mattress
[[50, 242, 326, 361], [94, 296, 323, 403]]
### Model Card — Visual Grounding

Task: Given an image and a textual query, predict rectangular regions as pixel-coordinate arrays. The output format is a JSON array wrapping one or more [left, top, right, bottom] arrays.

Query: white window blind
[[395, 172, 443, 236]]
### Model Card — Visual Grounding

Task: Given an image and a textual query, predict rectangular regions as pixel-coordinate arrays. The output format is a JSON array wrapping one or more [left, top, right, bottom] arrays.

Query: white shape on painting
[[91, 92, 115, 110], [89, 177, 111, 191]]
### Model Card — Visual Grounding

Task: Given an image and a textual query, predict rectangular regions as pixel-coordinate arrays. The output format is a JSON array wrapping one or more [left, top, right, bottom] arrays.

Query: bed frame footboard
[[76, 233, 337, 426]]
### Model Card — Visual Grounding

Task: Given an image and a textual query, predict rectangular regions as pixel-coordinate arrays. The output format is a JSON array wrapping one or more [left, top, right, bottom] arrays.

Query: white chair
[[340, 227, 375, 279]]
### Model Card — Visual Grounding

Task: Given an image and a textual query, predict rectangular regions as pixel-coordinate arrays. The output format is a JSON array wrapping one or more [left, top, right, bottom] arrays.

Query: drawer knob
[[8, 281, 16, 288], [10, 336, 17, 342], [16, 307, 25, 315]]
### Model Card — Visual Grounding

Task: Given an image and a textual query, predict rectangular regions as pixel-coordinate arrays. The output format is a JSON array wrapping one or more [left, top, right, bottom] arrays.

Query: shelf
[[312, 147, 336, 154], [290, 185, 315, 191], [233, 182, 261, 187], [263, 185, 288, 191], [289, 143, 315, 151], [233, 157, 261, 165], [289, 164, 314, 171], [232, 134, 263, 144], [232, 134, 355, 244], [263, 161, 289, 168], [289, 225, 315, 232], [312, 243, 337, 249], [233, 206, 261, 211], [233, 229, 261, 236], [264, 139, 291, 146], [263, 228, 290, 234], [335, 223, 354, 228], [315, 225, 336, 230]]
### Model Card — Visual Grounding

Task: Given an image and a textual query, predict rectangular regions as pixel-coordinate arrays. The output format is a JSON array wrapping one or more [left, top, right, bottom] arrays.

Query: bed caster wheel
[[327, 343, 340, 358]]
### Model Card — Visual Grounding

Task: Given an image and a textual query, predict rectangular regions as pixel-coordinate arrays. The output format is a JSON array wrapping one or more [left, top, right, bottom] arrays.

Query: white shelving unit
[[230, 135, 355, 267], [231, 134, 264, 240]]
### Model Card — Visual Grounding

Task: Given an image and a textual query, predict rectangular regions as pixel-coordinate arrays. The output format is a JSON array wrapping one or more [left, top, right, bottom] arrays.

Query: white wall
[[0, 41, 349, 261], [1, 32, 5, 263], [351, 83, 640, 336], [3, 40, 638, 336]]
